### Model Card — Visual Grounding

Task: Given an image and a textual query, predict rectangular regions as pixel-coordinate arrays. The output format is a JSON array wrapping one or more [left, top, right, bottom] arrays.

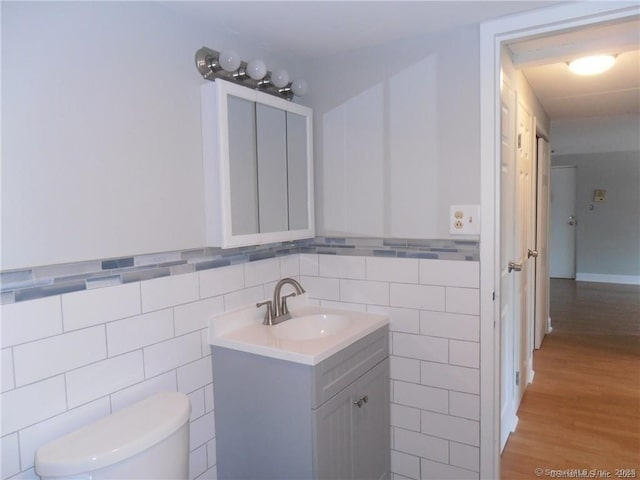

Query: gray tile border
[[1, 237, 478, 304], [86, 275, 123, 289]]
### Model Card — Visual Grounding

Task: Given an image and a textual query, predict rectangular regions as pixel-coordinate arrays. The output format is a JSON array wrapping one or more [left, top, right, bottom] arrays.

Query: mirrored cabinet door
[[201, 79, 314, 248], [286, 111, 309, 231], [256, 103, 288, 234], [227, 95, 259, 236]]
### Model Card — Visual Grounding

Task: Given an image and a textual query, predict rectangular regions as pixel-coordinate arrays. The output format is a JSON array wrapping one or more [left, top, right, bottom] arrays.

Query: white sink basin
[[272, 314, 352, 341], [208, 300, 389, 365]]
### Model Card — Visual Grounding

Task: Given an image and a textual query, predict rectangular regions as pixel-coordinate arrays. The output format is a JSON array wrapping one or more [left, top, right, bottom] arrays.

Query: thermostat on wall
[[593, 189, 607, 202]]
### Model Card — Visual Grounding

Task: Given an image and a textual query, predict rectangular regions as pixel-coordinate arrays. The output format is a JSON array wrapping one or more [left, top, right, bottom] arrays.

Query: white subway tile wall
[[61, 283, 140, 331], [1, 349, 15, 392], [0, 253, 479, 480], [243, 257, 281, 287], [301, 254, 480, 479], [174, 296, 224, 337], [0, 256, 299, 480], [1, 433, 20, 479], [13, 327, 106, 387], [140, 272, 200, 313], [1, 296, 63, 348], [318, 254, 366, 279]]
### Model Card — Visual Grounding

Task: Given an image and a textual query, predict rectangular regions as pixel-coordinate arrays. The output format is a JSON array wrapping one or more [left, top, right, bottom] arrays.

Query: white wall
[[551, 115, 640, 282], [0, 2, 305, 270], [2, 3, 486, 270], [0, 254, 480, 480], [304, 26, 482, 239], [553, 151, 640, 280], [551, 114, 640, 155], [501, 48, 551, 136]]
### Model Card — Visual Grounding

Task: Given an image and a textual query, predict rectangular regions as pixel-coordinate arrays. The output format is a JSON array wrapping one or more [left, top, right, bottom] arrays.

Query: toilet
[[35, 392, 191, 480]]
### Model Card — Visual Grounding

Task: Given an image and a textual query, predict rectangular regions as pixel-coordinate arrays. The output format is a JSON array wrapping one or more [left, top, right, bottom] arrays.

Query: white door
[[499, 73, 518, 452], [500, 76, 536, 451], [516, 101, 534, 401], [535, 138, 551, 348], [550, 166, 577, 278]]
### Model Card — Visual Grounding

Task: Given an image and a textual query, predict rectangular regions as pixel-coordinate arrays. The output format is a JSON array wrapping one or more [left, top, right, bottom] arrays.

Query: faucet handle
[[256, 300, 274, 325], [280, 292, 297, 315]]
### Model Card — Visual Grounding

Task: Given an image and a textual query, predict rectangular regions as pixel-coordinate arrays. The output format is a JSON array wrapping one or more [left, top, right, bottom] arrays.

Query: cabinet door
[[315, 382, 354, 480], [286, 111, 309, 231], [201, 79, 314, 249], [352, 358, 390, 480], [315, 358, 390, 480], [256, 103, 288, 233], [227, 94, 259, 235]]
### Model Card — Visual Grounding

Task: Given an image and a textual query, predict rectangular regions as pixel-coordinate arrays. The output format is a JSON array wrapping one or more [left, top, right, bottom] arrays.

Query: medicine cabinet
[[201, 79, 314, 248]]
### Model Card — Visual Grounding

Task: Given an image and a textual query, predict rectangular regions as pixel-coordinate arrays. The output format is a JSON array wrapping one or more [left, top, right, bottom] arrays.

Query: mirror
[[201, 80, 314, 248], [255, 102, 288, 234]]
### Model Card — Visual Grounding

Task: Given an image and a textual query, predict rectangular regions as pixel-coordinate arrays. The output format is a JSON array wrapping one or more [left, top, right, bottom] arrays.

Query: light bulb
[[291, 79, 308, 96], [218, 50, 241, 72], [271, 68, 290, 88], [246, 59, 267, 80], [568, 55, 616, 76]]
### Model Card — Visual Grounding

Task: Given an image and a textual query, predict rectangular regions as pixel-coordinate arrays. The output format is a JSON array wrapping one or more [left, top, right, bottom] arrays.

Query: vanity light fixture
[[568, 54, 616, 76], [195, 47, 308, 100]]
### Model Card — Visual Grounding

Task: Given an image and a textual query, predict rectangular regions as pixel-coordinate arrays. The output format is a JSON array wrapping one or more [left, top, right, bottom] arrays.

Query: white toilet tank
[[35, 392, 191, 480]]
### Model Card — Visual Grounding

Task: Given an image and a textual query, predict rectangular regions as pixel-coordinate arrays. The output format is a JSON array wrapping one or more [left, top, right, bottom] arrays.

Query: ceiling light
[[246, 59, 267, 81], [568, 55, 616, 76], [291, 79, 309, 97], [218, 50, 242, 72], [270, 69, 290, 88], [195, 47, 307, 100]]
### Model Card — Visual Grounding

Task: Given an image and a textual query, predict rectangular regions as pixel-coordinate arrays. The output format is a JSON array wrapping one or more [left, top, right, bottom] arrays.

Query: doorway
[[550, 166, 577, 279], [479, 4, 640, 478]]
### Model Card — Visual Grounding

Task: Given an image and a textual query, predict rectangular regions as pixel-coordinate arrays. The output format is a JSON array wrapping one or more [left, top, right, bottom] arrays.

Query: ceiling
[[164, 1, 562, 58], [165, 2, 639, 120], [508, 18, 640, 119]]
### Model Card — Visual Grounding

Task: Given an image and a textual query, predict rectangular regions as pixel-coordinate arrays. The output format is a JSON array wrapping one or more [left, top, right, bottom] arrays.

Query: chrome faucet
[[256, 278, 305, 326]]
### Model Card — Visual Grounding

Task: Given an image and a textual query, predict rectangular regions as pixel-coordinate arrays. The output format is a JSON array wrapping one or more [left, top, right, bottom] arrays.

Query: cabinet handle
[[353, 395, 368, 408]]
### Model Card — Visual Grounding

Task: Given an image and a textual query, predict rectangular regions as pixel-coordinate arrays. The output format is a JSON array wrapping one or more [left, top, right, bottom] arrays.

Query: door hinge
[[492, 291, 496, 301], [515, 371, 520, 386], [518, 133, 522, 149]]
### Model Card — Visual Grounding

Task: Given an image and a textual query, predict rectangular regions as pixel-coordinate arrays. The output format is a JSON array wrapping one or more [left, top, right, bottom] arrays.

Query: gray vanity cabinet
[[212, 326, 390, 480], [315, 358, 390, 480]]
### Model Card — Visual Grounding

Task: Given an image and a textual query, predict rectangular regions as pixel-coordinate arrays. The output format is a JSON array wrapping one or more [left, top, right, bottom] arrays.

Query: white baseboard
[[500, 412, 520, 453], [526, 357, 535, 384], [511, 415, 519, 433], [576, 273, 640, 285]]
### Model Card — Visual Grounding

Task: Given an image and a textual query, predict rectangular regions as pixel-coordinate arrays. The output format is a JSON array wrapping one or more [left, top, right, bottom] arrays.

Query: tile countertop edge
[[207, 303, 389, 366]]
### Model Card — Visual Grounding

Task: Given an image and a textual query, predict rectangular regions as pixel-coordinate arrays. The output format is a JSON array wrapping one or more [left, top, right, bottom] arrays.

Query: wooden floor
[[501, 279, 640, 479]]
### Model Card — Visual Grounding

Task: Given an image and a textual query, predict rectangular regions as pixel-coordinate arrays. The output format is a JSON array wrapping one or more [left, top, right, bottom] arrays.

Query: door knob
[[568, 215, 576, 226], [353, 395, 368, 408], [508, 261, 522, 273], [527, 249, 538, 259]]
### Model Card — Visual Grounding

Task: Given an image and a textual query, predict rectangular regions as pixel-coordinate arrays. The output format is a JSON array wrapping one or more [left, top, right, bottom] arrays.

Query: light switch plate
[[450, 205, 480, 235]]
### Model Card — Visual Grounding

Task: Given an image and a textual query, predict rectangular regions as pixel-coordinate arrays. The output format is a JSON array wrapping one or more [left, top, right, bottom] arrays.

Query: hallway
[[501, 279, 640, 479]]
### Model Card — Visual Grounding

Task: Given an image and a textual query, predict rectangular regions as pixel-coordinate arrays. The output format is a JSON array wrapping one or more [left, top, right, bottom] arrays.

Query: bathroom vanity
[[208, 302, 390, 480]]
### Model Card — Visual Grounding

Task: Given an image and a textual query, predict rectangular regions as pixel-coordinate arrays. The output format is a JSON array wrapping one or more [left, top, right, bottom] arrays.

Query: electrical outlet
[[450, 205, 480, 235]]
